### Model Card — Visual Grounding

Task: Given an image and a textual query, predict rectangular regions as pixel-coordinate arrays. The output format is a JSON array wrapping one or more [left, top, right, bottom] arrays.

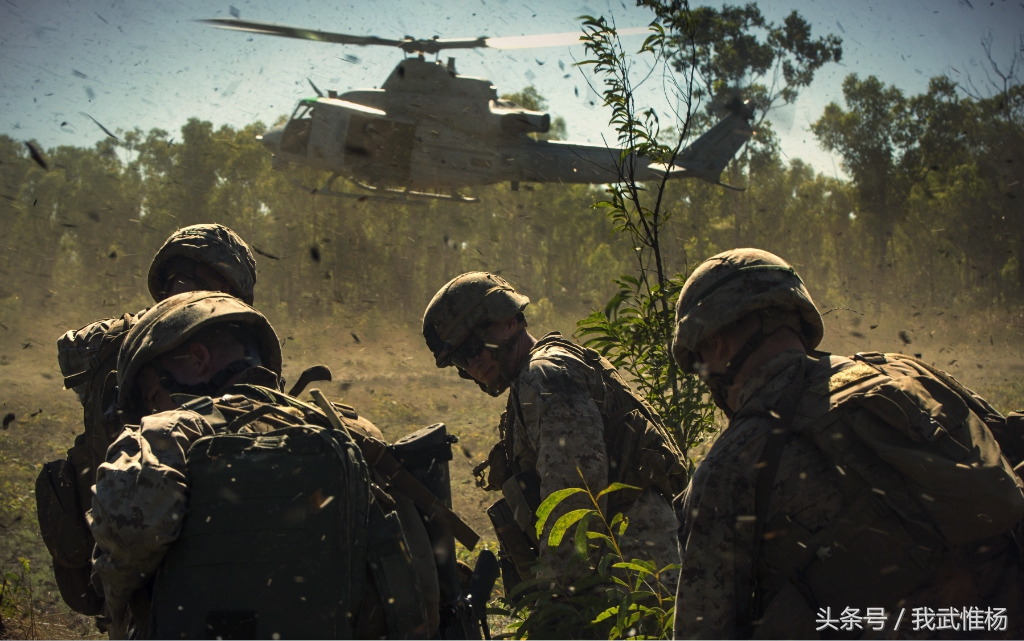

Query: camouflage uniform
[[92, 292, 432, 638], [43, 224, 259, 620], [505, 334, 681, 584], [422, 273, 683, 590], [671, 249, 1024, 639], [674, 349, 840, 637]]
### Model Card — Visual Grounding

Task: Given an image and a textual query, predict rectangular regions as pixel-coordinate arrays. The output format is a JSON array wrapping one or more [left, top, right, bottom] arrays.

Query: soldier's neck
[[725, 329, 806, 412], [506, 330, 537, 378]]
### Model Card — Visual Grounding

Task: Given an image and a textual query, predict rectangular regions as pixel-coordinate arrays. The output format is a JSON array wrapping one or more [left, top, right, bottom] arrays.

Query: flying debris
[[24, 142, 49, 170], [80, 112, 119, 141], [252, 246, 280, 260]]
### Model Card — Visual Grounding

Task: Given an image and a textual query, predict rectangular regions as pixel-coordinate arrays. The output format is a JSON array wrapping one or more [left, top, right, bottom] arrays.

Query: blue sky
[[1, 0, 1021, 178]]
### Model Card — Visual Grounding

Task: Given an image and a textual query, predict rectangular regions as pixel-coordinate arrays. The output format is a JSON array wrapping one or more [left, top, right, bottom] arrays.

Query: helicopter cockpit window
[[282, 104, 313, 155]]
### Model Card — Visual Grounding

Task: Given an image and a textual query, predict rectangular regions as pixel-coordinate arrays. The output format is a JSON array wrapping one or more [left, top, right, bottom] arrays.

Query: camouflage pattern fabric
[[90, 401, 419, 632], [422, 271, 529, 368], [147, 224, 258, 304], [673, 349, 837, 638], [506, 335, 679, 588], [91, 409, 211, 624], [672, 248, 823, 372], [673, 349, 1024, 638]]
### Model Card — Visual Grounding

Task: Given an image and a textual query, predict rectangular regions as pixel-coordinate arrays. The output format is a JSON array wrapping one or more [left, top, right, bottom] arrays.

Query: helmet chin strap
[[150, 342, 264, 399], [699, 328, 769, 418]]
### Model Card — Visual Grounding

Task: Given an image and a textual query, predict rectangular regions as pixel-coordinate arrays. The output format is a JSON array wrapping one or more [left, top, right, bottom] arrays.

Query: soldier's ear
[[188, 341, 214, 377]]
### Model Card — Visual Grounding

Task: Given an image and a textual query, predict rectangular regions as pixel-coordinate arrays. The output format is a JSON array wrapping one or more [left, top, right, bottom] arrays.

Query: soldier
[[38, 224, 258, 620], [421, 272, 685, 590], [92, 291, 430, 639], [671, 248, 1024, 638]]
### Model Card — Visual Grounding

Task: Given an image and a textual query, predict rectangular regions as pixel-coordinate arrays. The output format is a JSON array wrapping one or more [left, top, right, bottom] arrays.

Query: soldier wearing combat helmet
[[423, 272, 685, 590], [38, 224, 260, 623], [92, 292, 430, 639], [671, 248, 1024, 639]]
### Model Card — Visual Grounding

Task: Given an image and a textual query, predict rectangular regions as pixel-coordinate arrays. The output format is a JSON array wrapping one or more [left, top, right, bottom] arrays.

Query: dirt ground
[[0, 305, 1021, 638]]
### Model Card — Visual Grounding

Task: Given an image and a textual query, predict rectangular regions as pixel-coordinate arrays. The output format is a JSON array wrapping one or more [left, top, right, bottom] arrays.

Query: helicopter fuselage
[[259, 56, 672, 191], [258, 56, 752, 194]]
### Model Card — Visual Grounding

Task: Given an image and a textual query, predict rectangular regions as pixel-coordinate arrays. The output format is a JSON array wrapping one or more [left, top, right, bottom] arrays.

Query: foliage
[[572, 13, 717, 459], [0, 558, 36, 639], [496, 476, 677, 639], [642, 1, 842, 131], [0, 25, 1020, 348], [811, 35, 1024, 301]]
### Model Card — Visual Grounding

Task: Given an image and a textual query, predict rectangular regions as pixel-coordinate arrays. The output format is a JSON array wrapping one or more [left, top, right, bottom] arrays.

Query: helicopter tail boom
[[509, 111, 752, 188]]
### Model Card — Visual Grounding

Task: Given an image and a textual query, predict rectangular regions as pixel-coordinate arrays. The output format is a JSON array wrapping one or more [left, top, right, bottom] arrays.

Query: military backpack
[[35, 313, 140, 615], [145, 388, 427, 639], [748, 352, 1024, 636]]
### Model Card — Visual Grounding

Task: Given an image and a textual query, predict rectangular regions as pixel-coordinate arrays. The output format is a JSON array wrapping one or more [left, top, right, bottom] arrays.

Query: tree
[[811, 74, 911, 304], [643, 1, 843, 245]]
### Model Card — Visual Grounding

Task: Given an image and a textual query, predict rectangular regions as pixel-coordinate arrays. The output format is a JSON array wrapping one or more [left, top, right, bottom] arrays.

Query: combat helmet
[[148, 224, 258, 304], [117, 291, 282, 413], [672, 248, 823, 373], [422, 272, 529, 368]]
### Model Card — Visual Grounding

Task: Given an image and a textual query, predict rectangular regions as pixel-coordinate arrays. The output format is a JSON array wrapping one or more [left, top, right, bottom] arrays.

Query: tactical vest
[[145, 388, 428, 640], [35, 313, 139, 615], [748, 352, 1024, 636], [478, 334, 688, 513]]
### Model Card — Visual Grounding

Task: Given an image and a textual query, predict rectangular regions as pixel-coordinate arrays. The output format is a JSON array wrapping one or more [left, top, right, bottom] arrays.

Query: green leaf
[[586, 531, 617, 549], [508, 576, 559, 600], [612, 561, 656, 575], [548, 508, 595, 548], [574, 510, 595, 559], [534, 487, 586, 539], [598, 551, 617, 578], [593, 606, 620, 623], [596, 482, 642, 499]]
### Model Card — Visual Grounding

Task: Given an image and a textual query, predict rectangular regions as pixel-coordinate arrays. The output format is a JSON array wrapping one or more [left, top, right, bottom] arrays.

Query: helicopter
[[204, 18, 754, 203]]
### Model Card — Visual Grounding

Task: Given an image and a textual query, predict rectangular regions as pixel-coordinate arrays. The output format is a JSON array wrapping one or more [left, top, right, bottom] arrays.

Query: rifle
[[310, 389, 481, 549]]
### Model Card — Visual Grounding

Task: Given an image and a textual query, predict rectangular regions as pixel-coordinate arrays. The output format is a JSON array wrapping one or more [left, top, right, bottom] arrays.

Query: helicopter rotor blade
[[203, 18, 650, 54], [484, 26, 649, 50], [201, 18, 408, 48], [307, 77, 325, 98]]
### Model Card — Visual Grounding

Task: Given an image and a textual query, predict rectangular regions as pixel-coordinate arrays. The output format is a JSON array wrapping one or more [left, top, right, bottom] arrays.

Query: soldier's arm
[[90, 409, 213, 619], [673, 456, 754, 639], [518, 359, 608, 579]]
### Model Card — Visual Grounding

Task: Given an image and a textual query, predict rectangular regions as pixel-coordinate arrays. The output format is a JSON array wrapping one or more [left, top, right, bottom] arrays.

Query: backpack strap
[[739, 356, 808, 635]]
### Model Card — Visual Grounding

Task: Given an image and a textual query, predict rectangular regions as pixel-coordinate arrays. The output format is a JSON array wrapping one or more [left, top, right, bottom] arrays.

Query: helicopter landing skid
[[290, 177, 430, 204], [353, 181, 479, 203]]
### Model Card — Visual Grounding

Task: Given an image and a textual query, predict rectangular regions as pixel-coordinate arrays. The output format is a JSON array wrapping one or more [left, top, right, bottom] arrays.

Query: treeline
[[0, 68, 1021, 338]]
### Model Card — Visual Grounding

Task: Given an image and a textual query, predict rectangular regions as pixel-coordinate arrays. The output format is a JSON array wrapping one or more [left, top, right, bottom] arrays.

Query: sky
[[1, 0, 1021, 179]]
